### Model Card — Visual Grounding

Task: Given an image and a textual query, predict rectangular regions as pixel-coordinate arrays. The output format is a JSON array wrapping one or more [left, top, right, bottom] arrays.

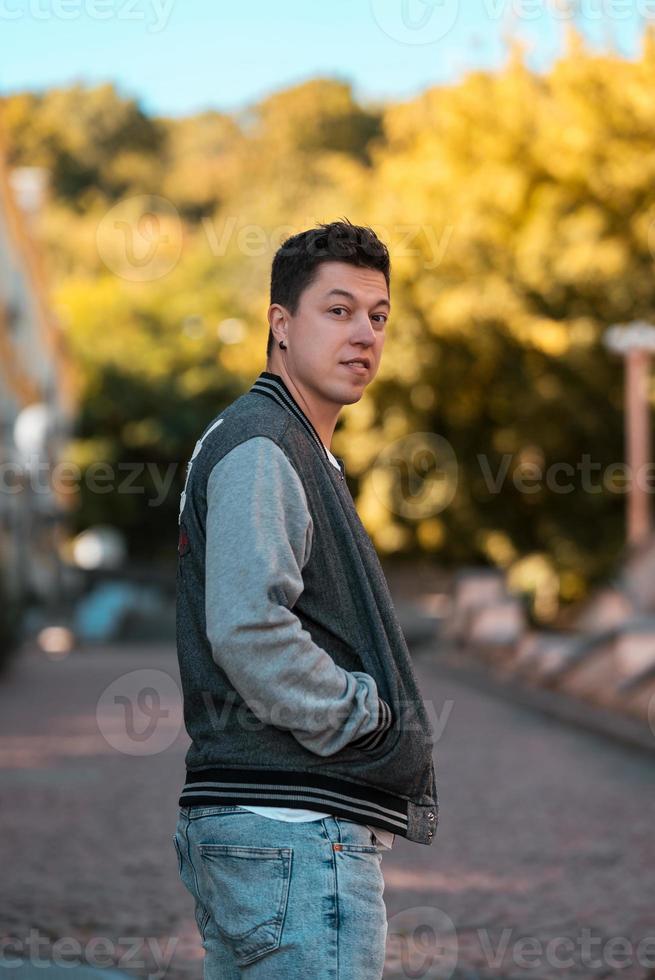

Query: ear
[[268, 303, 289, 346]]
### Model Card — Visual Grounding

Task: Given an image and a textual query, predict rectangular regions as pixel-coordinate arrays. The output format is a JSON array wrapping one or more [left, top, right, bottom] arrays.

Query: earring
[[279, 340, 287, 349]]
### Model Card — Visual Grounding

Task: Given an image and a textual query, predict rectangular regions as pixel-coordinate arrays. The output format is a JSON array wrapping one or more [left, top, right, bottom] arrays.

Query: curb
[[412, 638, 655, 757]]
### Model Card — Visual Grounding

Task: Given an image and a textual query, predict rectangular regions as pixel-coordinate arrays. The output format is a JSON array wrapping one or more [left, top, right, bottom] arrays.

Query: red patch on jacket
[[178, 525, 190, 557]]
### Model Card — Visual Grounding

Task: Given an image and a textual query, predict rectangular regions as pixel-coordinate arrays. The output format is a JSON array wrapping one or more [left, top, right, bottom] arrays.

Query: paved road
[[0, 643, 653, 980]]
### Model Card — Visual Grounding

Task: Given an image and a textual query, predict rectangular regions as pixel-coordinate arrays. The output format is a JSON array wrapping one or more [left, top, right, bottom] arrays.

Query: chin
[[316, 369, 374, 405], [338, 381, 368, 405]]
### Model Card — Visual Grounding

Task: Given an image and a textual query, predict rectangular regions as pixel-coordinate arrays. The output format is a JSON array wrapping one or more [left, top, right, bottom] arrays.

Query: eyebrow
[[323, 288, 390, 310]]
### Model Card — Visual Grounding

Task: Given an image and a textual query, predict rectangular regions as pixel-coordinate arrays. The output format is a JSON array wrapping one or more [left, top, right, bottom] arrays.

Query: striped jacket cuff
[[348, 697, 393, 751]]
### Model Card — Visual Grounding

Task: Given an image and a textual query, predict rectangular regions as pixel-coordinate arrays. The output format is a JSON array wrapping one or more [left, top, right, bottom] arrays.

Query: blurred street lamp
[[11, 400, 68, 608], [71, 525, 127, 571], [603, 321, 655, 548], [13, 401, 59, 466]]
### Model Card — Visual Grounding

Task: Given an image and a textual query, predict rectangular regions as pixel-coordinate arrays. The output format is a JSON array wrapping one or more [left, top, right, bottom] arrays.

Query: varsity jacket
[[175, 370, 439, 845]]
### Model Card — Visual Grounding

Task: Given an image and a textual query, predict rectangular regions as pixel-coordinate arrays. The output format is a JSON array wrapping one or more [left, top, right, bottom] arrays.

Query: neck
[[264, 361, 340, 449]]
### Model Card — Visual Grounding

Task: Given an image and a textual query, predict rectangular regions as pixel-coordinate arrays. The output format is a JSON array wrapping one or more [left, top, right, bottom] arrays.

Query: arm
[[204, 435, 393, 756]]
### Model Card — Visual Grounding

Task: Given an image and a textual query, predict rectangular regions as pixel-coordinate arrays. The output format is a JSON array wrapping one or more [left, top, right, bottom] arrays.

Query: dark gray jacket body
[[175, 370, 439, 844]]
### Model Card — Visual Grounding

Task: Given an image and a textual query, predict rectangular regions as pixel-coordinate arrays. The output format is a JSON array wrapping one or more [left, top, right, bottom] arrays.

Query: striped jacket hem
[[179, 765, 409, 837]]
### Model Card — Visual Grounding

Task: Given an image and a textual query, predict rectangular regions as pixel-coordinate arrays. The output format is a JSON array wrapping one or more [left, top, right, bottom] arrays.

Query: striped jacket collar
[[249, 370, 345, 477]]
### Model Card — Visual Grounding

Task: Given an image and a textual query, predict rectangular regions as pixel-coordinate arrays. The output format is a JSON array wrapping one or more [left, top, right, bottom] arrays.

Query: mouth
[[340, 358, 370, 376]]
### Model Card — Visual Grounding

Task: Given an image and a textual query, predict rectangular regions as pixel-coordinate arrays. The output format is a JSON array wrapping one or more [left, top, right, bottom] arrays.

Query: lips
[[341, 360, 369, 377], [341, 358, 370, 368]]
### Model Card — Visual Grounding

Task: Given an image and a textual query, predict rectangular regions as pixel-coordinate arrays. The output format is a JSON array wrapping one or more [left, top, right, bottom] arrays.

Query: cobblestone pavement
[[1, 642, 654, 980]]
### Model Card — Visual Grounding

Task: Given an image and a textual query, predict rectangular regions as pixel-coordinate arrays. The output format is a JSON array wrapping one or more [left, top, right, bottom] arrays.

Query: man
[[173, 219, 438, 978]]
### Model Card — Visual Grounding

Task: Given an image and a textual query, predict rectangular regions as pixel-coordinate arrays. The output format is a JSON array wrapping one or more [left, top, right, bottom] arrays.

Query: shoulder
[[207, 436, 305, 496]]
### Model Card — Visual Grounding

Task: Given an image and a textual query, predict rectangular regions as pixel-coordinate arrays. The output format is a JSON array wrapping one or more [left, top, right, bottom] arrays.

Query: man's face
[[276, 260, 390, 405]]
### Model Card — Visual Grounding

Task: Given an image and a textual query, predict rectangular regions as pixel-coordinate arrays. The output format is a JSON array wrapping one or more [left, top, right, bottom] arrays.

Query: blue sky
[[0, 0, 651, 117]]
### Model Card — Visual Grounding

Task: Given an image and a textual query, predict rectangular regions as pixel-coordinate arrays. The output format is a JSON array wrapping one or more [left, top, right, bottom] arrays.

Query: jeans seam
[[333, 817, 341, 979], [182, 810, 211, 939], [277, 848, 293, 951], [318, 816, 341, 978]]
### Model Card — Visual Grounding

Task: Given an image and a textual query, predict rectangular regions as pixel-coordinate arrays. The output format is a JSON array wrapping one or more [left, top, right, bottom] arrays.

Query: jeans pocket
[[333, 818, 384, 854], [195, 844, 293, 967]]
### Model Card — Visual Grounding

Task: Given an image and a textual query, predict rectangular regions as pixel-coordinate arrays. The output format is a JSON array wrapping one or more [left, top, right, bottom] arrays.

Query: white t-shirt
[[238, 443, 395, 850]]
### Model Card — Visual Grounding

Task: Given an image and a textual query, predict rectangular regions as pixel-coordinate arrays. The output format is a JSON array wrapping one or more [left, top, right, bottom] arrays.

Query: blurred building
[[0, 116, 76, 609]]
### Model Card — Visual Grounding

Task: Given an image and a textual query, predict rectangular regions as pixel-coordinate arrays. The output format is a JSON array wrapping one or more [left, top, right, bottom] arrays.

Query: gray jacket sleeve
[[204, 435, 393, 757]]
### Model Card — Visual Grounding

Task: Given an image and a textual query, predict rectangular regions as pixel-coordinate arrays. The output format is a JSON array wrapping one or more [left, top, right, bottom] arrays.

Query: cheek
[[306, 329, 339, 359], [297, 334, 337, 375]]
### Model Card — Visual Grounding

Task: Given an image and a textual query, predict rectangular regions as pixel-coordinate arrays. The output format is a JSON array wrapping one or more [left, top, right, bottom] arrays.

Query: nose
[[350, 313, 376, 347]]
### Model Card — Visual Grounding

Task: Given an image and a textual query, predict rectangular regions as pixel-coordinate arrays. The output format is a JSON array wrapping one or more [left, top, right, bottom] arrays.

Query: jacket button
[[427, 829, 433, 839], [427, 812, 435, 821]]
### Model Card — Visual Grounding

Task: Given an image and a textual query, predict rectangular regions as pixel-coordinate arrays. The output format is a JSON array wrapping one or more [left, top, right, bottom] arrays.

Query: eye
[[330, 307, 348, 316], [371, 314, 387, 325]]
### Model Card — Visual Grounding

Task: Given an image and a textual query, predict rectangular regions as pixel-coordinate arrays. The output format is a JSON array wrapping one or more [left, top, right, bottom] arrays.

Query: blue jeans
[[173, 805, 388, 978]]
